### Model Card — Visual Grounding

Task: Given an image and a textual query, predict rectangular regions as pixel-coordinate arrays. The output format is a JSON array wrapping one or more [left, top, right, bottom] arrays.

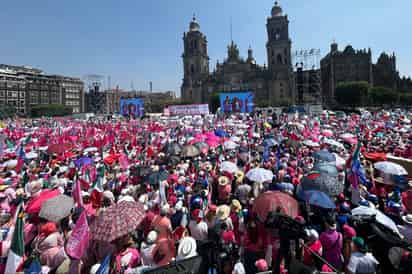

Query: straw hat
[[147, 230, 159, 245], [231, 199, 242, 213], [218, 176, 230, 186], [216, 205, 230, 220], [177, 237, 197, 260], [234, 170, 245, 184]]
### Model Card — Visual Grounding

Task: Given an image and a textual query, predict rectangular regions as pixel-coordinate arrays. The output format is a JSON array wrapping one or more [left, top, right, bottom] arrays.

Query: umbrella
[[26, 189, 61, 214], [83, 147, 98, 153], [164, 143, 182, 156], [374, 161, 408, 176], [313, 163, 339, 177], [214, 129, 227, 137], [246, 168, 274, 183], [321, 129, 333, 137], [223, 140, 238, 150], [263, 138, 278, 147], [352, 206, 400, 235], [25, 151, 38, 160], [299, 190, 335, 209], [220, 161, 239, 174], [253, 191, 299, 221], [303, 140, 320, 147], [323, 139, 344, 149], [47, 144, 68, 154], [91, 201, 145, 242], [147, 170, 169, 185], [313, 150, 336, 163], [74, 156, 93, 168], [39, 195, 74, 222], [193, 142, 209, 151], [181, 145, 200, 158], [2, 159, 17, 169], [340, 133, 356, 139], [299, 172, 342, 197]]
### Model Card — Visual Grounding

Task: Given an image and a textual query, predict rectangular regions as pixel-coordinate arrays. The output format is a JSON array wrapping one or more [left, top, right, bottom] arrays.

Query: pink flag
[[73, 179, 83, 208], [119, 153, 129, 170], [66, 210, 89, 260]]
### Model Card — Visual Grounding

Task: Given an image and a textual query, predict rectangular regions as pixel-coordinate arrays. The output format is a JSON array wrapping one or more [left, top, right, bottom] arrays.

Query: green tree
[[368, 86, 397, 106], [335, 81, 369, 107], [399, 93, 412, 106], [31, 104, 73, 117], [0, 104, 17, 119]]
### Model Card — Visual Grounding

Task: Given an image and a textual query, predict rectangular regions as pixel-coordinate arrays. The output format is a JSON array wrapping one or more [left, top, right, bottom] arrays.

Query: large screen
[[120, 98, 144, 117], [219, 92, 254, 113]]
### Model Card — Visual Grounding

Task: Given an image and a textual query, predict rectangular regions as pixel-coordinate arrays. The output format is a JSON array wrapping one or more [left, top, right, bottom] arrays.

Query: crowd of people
[[0, 109, 411, 274]]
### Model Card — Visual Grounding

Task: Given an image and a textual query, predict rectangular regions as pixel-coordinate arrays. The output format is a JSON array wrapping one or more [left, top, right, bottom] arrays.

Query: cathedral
[[181, 2, 295, 106]]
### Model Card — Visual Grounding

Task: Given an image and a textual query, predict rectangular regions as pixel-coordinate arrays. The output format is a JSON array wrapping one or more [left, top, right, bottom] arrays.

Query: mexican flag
[[5, 208, 24, 274]]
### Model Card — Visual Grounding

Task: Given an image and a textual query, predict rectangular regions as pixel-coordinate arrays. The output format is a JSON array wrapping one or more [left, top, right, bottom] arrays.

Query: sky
[[1, 0, 411, 96]]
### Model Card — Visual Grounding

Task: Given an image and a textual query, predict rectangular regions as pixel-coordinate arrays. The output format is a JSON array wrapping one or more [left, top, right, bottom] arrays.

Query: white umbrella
[[246, 168, 274, 183], [352, 206, 400, 235], [303, 140, 320, 147], [230, 136, 241, 143], [223, 140, 238, 150], [220, 161, 239, 174], [340, 133, 356, 139], [374, 161, 408, 176], [2, 159, 17, 169], [83, 147, 98, 153], [323, 139, 345, 149], [25, 151, 38, 160]]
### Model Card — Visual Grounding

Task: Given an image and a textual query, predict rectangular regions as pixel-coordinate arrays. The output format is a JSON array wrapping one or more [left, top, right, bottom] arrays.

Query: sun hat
[[402, 214, 412, 226], [231, 199, 242, 213], [177, 237, 197, 260], [147, 230, 158, 245], [216, 205, 231, 220], [218, 176, 230, 186]]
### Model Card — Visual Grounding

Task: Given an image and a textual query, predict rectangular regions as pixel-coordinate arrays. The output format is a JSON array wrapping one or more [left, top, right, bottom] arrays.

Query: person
[[188, 209, 208, 241], [346, 237, 379, 274], [398, 214, 412, 244], [151, 205, 172, 240], [319, 215, 343, 270], [302, 229, 322, 268]]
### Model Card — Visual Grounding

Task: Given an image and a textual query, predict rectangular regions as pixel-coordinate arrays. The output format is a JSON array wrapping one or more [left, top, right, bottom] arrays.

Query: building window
[[0, 91, 4, 97], [190, 64, 195, 74], [277, 54, 283, 64]]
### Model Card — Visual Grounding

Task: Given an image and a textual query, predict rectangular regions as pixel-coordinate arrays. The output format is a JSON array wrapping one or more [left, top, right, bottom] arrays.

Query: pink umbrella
[[206, 140, 220, 148], [322, 130, 333, 137], [26, 189, 61, 214]]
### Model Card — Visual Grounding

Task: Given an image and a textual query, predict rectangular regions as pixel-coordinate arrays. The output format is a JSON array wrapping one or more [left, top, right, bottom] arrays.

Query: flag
[[15, 145, 26, 173], [73, 177, 83, 208], [5, 139, 14, 149], [348, 141, 370, 189], [96, 254, 111, 274], [0, 133, 4, 159], [275, 145, 282, 175], [66, 211, 89, 260], [263, 145, 269, 163], [5, 207, 24, 274], [24, 258, 41, 274], [23, 134, 31, 145]]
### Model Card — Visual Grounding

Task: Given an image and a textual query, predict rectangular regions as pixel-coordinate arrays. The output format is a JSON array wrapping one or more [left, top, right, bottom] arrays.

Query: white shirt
[[347, 252, 379, 274], [188, 220, 208, 241], [233, 262, 246, 274]]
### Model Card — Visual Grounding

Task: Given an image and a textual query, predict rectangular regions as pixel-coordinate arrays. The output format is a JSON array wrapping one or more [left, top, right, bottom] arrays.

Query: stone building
[[0, 64, 84, 115], [181, 2, 295, 106], [373, 52, 398, 90], [320, 43, 373, 105]]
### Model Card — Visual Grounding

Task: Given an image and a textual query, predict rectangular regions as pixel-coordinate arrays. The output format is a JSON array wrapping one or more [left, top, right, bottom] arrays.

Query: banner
[[168, 104, 209, 116], [120, 98, 144, 117], [219, 92, 254, 113]]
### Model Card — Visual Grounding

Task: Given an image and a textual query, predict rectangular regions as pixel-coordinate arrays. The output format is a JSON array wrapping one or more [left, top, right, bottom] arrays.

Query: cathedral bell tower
[[266, 1, 294, 104], [181, 15, 209, 103]]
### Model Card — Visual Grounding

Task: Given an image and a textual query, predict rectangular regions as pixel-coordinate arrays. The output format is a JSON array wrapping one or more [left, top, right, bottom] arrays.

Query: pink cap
[[255, 259, 268, 272]]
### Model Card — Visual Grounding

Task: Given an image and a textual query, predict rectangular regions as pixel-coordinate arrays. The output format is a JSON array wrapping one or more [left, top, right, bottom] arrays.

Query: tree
[[368, 86, 397, 106], [31, 104, 73, 117], [399, 93, 412, 106], [335, 81, 369, 107], [0, 104, 16, 119]]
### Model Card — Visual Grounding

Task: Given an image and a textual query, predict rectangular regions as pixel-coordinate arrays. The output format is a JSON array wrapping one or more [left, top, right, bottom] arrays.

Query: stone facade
[[181, 2, 295, 106], [320, 43, 373, 105]]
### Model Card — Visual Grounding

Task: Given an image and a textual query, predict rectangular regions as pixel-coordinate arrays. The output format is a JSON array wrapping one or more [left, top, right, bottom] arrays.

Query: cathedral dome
[[189, 15, 200, 32], [271, 1, 283, 17]]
